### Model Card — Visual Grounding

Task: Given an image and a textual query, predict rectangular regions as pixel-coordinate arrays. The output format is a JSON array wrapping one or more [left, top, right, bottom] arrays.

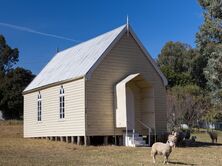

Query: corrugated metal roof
[[24, 24, 168, 93], [24, 25, 127, 92]]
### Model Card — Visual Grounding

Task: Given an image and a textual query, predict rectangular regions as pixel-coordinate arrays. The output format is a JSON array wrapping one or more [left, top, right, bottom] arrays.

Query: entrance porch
[[116, 73, 155, 147]]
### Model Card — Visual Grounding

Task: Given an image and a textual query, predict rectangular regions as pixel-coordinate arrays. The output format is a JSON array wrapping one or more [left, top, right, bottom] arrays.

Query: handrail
[[124, 120, 152, 147], [136, 119, 152, 146], [136, 119, 152, 131]]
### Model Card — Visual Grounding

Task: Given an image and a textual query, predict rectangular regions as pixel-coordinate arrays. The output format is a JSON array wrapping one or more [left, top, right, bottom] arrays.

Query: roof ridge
[[55, 24, 126, 56]]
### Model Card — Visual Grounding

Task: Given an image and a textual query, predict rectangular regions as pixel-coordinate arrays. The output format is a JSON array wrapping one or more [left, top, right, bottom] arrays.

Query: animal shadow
[[168, 161, 196, 165], [192, 141, 222, 147]]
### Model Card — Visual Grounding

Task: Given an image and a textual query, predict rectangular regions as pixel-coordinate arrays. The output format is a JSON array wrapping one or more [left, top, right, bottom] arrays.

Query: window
[[37, 92, 42, 121], [59, 86, 65, 119]]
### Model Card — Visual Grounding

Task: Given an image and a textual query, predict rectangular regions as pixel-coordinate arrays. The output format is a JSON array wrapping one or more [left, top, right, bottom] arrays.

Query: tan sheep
[[168, 131, 178, 147], [207, 131, 218, 143], [151, 140, 175, 164]]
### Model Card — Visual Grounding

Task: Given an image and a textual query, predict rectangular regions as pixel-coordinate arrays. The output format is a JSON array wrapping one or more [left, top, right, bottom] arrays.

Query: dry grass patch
[[0, 121, 222, 165]]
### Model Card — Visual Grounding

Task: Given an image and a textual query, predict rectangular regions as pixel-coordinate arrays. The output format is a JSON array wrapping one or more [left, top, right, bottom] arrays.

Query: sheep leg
[[151, 150, 156, 164], [163, 155, 167, 164], [166, 155, 169, 164], [164, 155, 169, 165], [163, 155, 168, 164], [152, 154, 156, 164]]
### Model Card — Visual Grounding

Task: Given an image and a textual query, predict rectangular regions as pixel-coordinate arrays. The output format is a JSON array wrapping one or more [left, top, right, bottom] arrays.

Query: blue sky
[[0, 0, 203, 74]]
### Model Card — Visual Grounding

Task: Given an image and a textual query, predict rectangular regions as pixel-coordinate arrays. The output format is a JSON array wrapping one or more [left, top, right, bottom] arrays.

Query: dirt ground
[[0, 121, 222, 166]]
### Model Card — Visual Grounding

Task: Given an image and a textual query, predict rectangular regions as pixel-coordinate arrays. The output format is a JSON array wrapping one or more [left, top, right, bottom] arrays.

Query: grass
[[0, 121, 222, 166]]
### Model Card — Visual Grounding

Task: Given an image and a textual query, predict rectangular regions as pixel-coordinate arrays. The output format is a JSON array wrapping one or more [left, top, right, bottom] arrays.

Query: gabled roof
[[24, 24, 167, 93]]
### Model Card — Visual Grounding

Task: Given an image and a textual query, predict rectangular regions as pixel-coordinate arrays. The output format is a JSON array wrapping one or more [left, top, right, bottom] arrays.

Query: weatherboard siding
[[86, 33, 167, 136], [24, 78, 85, 137]]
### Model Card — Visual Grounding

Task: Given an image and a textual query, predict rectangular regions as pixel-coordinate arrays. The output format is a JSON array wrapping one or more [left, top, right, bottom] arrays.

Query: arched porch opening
[[115, 73, 155, 146]]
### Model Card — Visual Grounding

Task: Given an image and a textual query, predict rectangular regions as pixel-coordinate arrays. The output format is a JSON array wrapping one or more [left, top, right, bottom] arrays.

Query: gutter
[[22, 76, 84, 95]]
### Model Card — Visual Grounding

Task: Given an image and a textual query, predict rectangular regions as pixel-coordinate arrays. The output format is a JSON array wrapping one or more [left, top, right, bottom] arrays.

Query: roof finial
[[126, 15, 129, 36], [56, 47, 60, 53]]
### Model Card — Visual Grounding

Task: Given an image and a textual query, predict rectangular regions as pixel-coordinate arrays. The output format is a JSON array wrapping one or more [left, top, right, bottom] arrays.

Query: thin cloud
[[0, 22, 80, 42]]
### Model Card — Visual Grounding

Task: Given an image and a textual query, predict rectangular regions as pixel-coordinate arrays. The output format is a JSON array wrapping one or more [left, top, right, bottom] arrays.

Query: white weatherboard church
[[23, 24, 168, 147]]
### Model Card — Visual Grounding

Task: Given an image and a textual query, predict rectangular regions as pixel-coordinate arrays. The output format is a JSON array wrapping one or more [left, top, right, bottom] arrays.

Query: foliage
[[160, 66, 193, 87], [157, 41, 193, 72], [0, 35, 19, 73], [191, 54, 208, 88], [0, 68, 34, 119], [196, 0, 222, 50], [0, 35, 35, 119], [197, 0, 222, 104], [204, 45, 222, 104], [158, 0, 222, 129], [202, 106, 221, 124], [157, 41, 198, 87]]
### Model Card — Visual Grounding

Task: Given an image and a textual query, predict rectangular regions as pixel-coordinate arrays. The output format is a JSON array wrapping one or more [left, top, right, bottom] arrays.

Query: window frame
[[59, 86, 65, 119], [37, 92, 42, 121]]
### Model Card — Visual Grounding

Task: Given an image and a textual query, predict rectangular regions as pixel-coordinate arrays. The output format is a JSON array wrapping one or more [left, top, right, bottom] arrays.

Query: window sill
[[58, 119, 66, 122]]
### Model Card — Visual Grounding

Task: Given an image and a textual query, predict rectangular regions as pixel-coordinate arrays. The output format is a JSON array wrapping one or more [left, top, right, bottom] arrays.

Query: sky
[[0, 0, 203, 74]]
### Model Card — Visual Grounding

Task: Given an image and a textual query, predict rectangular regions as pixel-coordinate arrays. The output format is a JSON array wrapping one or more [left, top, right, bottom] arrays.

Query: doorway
[[126, 87, 135, 130]]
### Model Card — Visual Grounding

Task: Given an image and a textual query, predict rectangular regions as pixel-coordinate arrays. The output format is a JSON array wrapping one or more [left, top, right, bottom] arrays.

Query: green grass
[[0, 121, 222, 166]]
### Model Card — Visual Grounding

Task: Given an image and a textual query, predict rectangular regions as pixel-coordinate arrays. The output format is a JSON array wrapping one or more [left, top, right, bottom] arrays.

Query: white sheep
[[207, 131, 218, 143], [151, 140, 175, 164]]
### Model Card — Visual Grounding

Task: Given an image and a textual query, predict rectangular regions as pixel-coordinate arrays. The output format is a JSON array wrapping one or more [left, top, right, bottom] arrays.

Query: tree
[[202, 106, 222, 125], [197, 0, 222, 49], [197, 0, 222, 103], [167, 85, 210, 130], [157, 41, 193, 73], [0, 35, 35, 119], [157, 41, 197, 87], [191, 53, 208, 88], [0, 68, 34, 119], [0, 35, 19, 73], [204, 45, 222, 104], [163, 0, 222, 129], [160, 66, 193, 88]]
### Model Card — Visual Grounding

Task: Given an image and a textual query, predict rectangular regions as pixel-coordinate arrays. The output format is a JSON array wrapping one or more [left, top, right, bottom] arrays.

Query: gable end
[[86, 25, 168, 86]]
